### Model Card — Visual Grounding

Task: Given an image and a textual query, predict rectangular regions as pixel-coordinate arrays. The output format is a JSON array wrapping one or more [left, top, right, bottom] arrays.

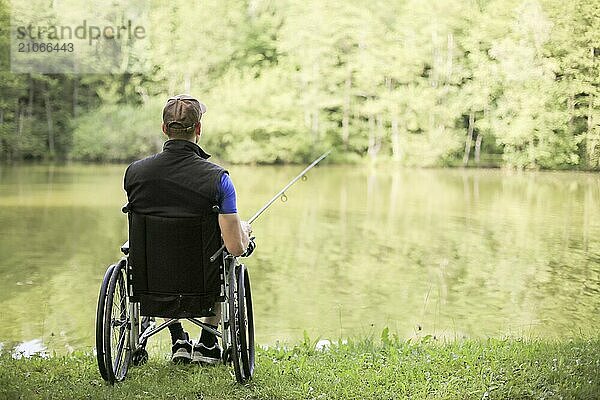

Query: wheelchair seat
[[127, 211, 224, 319]]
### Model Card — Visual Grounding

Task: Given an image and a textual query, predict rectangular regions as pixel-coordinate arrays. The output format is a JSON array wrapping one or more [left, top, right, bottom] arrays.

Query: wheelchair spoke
[[111, 318, 127, 327], [113, 328, 127, 372]]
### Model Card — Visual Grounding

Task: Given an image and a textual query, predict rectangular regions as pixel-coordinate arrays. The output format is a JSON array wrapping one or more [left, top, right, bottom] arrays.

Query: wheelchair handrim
[[96, 263, 116, 382], [103, 261, 131, 383]]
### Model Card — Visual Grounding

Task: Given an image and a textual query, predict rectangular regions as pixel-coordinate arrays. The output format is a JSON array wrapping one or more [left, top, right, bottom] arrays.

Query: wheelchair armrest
[[121, 240, 129, 255]]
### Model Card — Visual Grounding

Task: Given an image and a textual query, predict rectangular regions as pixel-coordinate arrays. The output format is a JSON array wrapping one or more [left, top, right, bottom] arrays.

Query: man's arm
[[218, 214, 251, 256], [216, 173, 250, 256]]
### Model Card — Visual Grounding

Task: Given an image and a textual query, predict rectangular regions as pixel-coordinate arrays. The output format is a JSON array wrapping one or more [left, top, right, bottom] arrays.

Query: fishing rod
[[210, 149, 331, 262]]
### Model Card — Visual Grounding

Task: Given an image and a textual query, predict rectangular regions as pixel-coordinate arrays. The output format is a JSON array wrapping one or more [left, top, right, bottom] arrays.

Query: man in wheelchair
[[123, 94, 255, 364]]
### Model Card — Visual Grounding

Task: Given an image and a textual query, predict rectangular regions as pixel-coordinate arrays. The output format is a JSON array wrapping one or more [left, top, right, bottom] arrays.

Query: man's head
[[162, 94, 207, 142]]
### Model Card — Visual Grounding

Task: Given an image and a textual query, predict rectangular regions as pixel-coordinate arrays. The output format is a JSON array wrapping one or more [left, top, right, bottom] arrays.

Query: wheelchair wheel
[[102, 261, 131, 384], [238, 266, 255, 378], [95, 263, 116, 382], [229, 263, 255, 383]]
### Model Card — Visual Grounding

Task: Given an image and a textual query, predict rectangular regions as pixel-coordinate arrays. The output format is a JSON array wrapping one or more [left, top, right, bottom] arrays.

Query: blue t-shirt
[[216, 173, 237, 214]]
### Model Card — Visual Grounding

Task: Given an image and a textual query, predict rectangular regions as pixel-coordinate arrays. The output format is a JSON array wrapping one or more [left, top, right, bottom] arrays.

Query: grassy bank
[[1, 336, 599, 399]]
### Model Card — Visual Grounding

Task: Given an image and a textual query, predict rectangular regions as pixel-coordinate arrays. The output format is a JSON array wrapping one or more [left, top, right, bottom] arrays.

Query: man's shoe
[[171, 333, 192, 363], [192, 342, 222, 365]]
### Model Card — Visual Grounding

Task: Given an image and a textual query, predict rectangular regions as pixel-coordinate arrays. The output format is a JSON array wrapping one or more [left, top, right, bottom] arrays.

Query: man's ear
[[193, 122, 202, 144], [162, 123, 167, 135]]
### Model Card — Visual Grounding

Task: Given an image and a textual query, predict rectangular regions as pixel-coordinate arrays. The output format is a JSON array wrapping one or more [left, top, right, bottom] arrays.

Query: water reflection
[[0, 164, 599, 355]]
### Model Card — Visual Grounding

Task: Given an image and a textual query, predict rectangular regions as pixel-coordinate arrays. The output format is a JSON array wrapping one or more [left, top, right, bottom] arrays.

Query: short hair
[[166, 122, 198, 140]]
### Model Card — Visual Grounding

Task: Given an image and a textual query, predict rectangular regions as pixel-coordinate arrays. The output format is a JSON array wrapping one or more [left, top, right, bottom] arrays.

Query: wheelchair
[[95, 206, 255, 384]]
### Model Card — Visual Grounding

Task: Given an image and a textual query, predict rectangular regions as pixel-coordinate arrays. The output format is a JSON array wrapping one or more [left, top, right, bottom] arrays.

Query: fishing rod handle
[[210, 244, 226, 262]]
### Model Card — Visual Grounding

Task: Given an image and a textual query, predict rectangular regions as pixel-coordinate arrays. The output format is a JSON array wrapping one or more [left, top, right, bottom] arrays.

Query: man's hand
[[242, 236, 256, 257], [241, 220, 252, 237]]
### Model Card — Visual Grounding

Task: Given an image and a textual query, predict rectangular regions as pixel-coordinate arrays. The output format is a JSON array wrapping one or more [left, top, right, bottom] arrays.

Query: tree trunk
[[304, 109, 311, 129], [342, 68, 351, 149], [367, 114, 375, 160], [528, 138, 535, 168], [311, 62, 320, 144], [429, 28, 439, 138], [73, 78, 78, 117], [119, 32, 130, 72], [168, 78, 176, 96], [18, 105, 23, 137], [136, 84, 149, 104], [391, 113, 400, 162], [463, 111, 474, 166], [431, 27, 439, 89], [474, 132, 482, 165], [446, 33, 454, 80], [584, 47, 596, 168], [587, 92, 594, 168], [184, 73, 192, 94], [302, 79, 311, 129], [311, 110, 319, 143], [17, 102, 23, 159], [247, 0, 258, 18], [367, 114, 382, 160], [386, 76, 401, 162], [0, 108, 4, 160], [568, 92, 574, 132], [44, 91, 55, 156], [28, 76, 34, 117], [377, 114, 383, 145]]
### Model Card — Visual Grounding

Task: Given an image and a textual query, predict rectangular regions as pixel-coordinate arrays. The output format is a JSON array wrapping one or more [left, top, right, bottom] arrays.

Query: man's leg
[[193, 303, 222, 364], [167, 319, 192, 363], [167, 319, 187, 343], [200, 302, 221, 346]]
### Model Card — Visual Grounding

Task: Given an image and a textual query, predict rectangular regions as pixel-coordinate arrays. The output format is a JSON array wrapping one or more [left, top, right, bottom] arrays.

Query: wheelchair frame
[[95, 242, 255, 385]]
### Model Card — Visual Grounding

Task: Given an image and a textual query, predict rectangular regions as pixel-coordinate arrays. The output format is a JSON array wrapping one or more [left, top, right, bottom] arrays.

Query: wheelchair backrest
[[127, 211, 224, 318]]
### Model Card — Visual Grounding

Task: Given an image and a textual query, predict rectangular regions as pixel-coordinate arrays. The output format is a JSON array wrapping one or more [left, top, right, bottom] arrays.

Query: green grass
[[1, 335, 599, 399]]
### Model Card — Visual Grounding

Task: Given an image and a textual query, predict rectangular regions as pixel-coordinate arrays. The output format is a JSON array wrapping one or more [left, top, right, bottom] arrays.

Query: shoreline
[[3, 159, 600, 174]]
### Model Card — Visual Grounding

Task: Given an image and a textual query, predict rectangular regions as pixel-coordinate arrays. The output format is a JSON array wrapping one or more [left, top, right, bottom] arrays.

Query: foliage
[[0, 0, 599, 168], [70, 99, 163, 162]]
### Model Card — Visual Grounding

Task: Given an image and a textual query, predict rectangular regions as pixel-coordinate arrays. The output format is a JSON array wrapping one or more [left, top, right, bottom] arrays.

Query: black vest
[[124, 139, 227, 217]]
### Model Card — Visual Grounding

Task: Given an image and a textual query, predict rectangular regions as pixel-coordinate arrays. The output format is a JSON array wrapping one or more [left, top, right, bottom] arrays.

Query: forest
[[0, 0, 598, 168]]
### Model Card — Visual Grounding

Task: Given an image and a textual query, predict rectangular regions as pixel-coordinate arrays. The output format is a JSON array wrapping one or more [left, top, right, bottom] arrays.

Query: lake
[[0, 164, 599, 356]]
